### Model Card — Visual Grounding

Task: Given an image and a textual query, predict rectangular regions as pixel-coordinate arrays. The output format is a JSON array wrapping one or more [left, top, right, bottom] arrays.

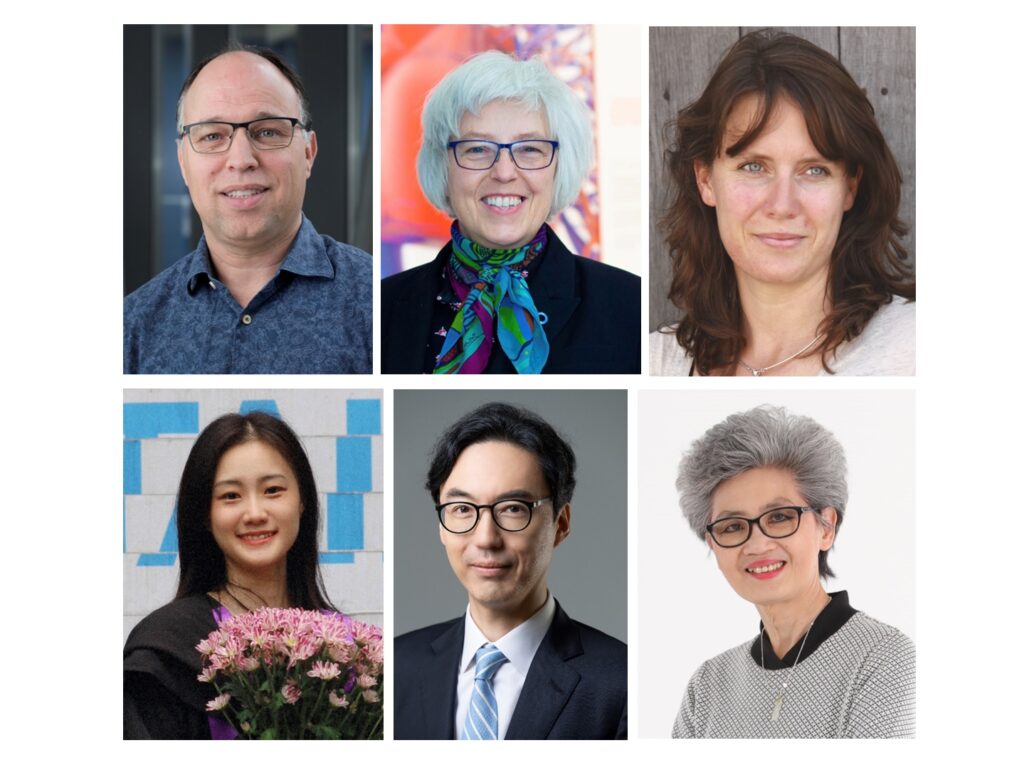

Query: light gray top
[[672, 612, 916, 739], [650, 298, 916, 376]]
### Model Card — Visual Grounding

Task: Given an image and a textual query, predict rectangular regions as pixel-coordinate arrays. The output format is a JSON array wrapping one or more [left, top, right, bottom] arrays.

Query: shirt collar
[[185, 216, 333, 293], [459, 593, 556, 677], [751, 590, 857, 670]]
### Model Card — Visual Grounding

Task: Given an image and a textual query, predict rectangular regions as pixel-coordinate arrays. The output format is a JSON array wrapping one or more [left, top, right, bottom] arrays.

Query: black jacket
[[394, 600, 627, 739], [382, 230, 640, 373]]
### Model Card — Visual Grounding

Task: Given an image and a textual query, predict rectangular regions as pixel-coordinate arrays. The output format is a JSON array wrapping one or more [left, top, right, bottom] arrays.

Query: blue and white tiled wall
[[123, 389, 383, 641]]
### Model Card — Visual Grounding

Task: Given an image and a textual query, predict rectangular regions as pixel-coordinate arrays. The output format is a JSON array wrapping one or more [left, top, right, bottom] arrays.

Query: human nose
[[470, 507, 504, 547], [489, 147, 519, 181], [224, 126, 259, 170], [763, 174, 799, 218], [241, 494, 268, 523]]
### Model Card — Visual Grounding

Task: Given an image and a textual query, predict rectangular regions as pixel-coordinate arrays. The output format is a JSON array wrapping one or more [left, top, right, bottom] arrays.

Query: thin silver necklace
[[740, 334, 822, 377], [761, 596, 831, 722]]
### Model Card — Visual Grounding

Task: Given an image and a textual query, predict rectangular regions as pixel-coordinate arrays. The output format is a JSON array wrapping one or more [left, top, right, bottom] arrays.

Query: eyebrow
[[213, 473, 289, 489], [191, 111, 289, 124], [440, 487, 536, 502], [730, 150, 836, 165], [458, 131, 548, 141], [711, 497, 802, 521]]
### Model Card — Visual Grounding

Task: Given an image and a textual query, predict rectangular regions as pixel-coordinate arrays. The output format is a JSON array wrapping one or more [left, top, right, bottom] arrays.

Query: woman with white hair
[[382, 51, 640, 374], [672, 405, 914, 738]]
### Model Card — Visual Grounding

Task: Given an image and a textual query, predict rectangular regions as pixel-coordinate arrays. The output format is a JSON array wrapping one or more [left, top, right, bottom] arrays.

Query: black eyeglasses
[[180, 117, 309, 154], [448, 139, 559, 170], [436, 497, 551, 533], [705, 506, 813, 548]]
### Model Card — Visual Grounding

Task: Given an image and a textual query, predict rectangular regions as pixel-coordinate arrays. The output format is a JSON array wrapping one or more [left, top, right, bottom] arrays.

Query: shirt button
[[241, 314, 253, 325]]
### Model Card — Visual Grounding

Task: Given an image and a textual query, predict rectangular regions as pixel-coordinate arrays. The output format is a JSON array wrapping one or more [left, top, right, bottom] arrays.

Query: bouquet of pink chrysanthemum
[[196, 608, 383, 739]]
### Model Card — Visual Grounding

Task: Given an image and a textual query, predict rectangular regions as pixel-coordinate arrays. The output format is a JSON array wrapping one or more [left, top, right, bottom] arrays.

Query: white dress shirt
[[454, 593, 556, 740]]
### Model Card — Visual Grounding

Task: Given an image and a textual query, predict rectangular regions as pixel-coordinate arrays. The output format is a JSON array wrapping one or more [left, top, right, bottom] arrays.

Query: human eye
[[765, 508, 797, 525], [739, 161, 765, 173], [496, 501, 529, 517], [715, 518, 746, 536], [804, 165, 831, 178], [217, 490, 241, 502], [445, 502, 475, 518], [265, 485, 287, 496], [194, 124, 228, 143]]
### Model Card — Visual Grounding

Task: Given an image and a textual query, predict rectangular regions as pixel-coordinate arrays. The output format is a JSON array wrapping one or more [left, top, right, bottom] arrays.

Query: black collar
[[750, 590, 856, 670]]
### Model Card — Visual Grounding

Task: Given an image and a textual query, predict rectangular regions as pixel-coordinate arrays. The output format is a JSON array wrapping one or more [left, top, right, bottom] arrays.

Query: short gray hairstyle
[[416, 51, 594, 218], [676, 405, 848, 578]]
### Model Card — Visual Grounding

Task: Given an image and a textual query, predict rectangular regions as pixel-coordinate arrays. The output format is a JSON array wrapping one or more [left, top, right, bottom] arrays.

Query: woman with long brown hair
[[652, 30, 914, 376]]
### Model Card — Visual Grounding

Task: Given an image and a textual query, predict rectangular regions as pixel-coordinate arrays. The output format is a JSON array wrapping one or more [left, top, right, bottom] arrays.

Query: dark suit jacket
[[381, 229, 640, 373], [394, 601, 627, 739]]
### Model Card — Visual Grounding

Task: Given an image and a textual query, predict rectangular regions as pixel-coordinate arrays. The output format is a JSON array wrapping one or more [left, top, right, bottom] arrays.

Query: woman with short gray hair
[[672, 405, 914, 738], [382, 51, 640, 374]]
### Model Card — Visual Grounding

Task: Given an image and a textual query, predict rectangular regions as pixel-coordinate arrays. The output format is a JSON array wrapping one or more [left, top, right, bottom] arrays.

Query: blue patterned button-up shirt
[[124, 218, 372, 374]]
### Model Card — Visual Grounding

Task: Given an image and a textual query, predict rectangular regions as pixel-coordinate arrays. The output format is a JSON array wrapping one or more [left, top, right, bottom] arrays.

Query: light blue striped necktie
[[460, 643, 509, 740]]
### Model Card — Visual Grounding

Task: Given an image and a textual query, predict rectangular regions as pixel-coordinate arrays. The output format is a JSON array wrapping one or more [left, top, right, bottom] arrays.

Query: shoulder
[[833, 298, 916, 375], [649, 325, 691, 375], [382, 256, 444, 300], [572, 255, 640, 292], [566, 617, 628, 666], [840, 612, 916, 664], [124, 594, 219, 661], [394, 616, 462, 657], [124, 251, 202, 317], [321, 235, 372, 279]]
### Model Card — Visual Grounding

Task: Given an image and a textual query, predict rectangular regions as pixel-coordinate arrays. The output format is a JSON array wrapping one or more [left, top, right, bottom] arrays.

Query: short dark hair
[[176, 45, 313, 135], [426, 403, 577, 514], [661, 30, 915, 375], [174, 411, 333, 610]]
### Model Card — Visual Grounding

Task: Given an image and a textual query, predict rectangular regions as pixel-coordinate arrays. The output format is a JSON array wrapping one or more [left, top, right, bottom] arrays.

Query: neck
[[756, 585, 831, 659], [217, 563, 291, 615], [736, 271, 830, 372], [206, 216, 301, 307], [469, 588, 548, 643]]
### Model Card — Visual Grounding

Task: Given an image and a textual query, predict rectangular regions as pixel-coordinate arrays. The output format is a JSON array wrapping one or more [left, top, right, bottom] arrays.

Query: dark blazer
[[394, 601, 627, 740], [381, 229, 640, 373]]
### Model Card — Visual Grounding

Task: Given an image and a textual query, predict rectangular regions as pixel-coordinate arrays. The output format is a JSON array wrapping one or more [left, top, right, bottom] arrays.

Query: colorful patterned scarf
[[432, 223, 550, 374]]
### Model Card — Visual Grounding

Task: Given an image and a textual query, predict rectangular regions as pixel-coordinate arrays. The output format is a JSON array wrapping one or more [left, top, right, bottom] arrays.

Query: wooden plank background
[[648, 27, 916, 331]]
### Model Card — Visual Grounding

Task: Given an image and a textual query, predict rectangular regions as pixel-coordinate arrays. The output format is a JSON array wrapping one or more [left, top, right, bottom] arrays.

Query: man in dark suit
[[394, 403, 627, 740]]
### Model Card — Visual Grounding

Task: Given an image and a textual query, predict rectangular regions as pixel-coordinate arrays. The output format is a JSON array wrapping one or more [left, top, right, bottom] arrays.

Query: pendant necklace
[[740, 333, 822, 377], [762, 596, 831, 722]]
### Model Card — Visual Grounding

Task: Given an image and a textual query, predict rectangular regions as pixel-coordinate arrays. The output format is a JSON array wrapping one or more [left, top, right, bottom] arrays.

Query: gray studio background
[[393, 389, 626, 642]]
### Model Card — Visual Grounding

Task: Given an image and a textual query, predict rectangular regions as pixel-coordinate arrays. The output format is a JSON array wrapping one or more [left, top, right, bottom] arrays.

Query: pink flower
[[328, 691, 349, 708], [362, 689, 380, 704], [206, 693, 231, 711], [197, 666, 217, 683], [281, 682, 302, 705], [357, 673, 377, 689], [307, 661, 342, 681]]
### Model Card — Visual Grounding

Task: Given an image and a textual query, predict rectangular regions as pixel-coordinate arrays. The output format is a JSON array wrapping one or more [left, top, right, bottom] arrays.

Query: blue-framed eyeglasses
[[448, 139, 559, 170]]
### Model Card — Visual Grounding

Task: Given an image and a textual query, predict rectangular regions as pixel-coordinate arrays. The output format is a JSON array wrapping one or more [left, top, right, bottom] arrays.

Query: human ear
[[553, 504, 572, 547], [694, 160, 716, 207], [304, 131, 318, 177], [177, 140, 189, 189], [843, 165, 862, 211], [818, 507, 838, 550]]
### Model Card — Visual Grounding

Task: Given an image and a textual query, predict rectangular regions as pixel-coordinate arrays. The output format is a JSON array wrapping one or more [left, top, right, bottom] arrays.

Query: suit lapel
[[529, 229, 581, 347], [383, 249, 446, 372], [418, 617, 464, 739], [505, 601, 583, 740]]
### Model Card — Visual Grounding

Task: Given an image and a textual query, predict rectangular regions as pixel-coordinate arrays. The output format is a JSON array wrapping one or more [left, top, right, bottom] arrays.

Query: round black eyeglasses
[[705, 506, 813, 548], [436, 497, 552, 534]]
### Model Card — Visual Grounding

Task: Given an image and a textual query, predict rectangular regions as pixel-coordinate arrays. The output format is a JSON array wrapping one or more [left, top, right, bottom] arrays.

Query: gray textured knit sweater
[[672, 592, 915, 738]]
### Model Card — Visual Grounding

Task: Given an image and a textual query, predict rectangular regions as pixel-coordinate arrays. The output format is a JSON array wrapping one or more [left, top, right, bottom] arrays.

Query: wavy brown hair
[[661, 30, 915, 375]]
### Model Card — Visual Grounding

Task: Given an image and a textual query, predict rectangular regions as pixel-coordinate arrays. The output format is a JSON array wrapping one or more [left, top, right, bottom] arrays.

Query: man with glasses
[[124, 47, 371, 373], [394, 402, 627, 739]]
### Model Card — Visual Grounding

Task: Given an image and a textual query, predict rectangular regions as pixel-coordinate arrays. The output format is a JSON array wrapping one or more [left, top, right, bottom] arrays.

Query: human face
[[210, 439, 302, 585], [695, 95, 859, 293], [706, 466, 835, 609], [447, 100, 556, 250], [438, 441, 570, 626], [177, 52, 317, 257]]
